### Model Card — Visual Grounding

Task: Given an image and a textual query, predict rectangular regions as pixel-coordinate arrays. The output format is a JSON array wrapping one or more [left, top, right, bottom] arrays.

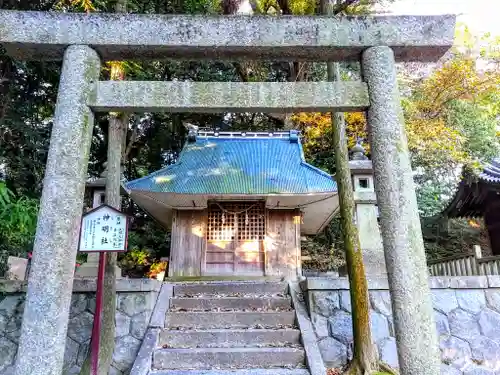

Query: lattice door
[[205, 201, 265, 275]]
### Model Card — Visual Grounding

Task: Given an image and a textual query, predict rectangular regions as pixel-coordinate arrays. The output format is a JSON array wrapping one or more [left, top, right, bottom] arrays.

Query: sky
[[387, 0, 499, 35]]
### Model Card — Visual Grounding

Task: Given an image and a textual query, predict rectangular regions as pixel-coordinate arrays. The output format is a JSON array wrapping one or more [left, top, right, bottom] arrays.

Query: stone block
[[450, 277, 488, 289], [477, 308, 500, 340], [456, 290, 486, 314], [435, 311, 450, 337], [159, 328, 301, 348], [65, 365, 82, 375], [153, 347, 305, 370], [174, 282, 287, 296], [486, 275, 500, 288], [118, 292, 155, 317], [0, 295, 24, 317], [288, 281, 326, 375], [370, 310, 390, 343], [430, 277, 451, 289], [328, 310, 353, 345], [165, 311, 295, 329], [484, 290, 500, 313], [301, 278, 349, 291], [370, 291, 392, 316], [440, 364, 462, 375], [170, 296, 292, 311], [116, 311, 131, 338], [439, 335, 472, 368], [87, 297, 96, 314], [150, 283, 173, 328], [145, 371, 310, 375], [449, 309, 481, 342], [4, 314, 23, 344], [67, 311, 94, 344], [130, 311, 150, 340], [94, 81, 370, 113], [63, 338, 80, 371], [109, 365, 124, 375], [130, 328, 158, 375], [69, 294, 88, 318], [0, 314, 7, 332], [318, 337, 347, 368], [463, 365, 496, 375], [5, 256, 28, 280], [377, 337, 399, 369], [112, 335, 142, 372], [0, 12, 456, 62], [0, 365, 14, 375], [311, 291, 339, 317], [77, 341, 89, 366], [0, 336, 17, 372], [432, 290, 458, 315], [469, 336, 500, 369], [339, 291, 351, 312], [311, 313, 329, 338]]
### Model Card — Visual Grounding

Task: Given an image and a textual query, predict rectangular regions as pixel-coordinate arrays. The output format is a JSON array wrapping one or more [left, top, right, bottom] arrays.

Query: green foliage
[[0, 182, 39, 275], [422, 217, 490, 260], [301, 217, 346, 272]]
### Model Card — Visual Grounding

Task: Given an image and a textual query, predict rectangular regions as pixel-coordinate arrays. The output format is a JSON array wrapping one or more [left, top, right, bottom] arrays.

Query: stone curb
[[301, 276, 500, 291], [0, 278, 162, 293], [150, 283, 173, 328], [288, 281, 326, 375], [130, 327, 160, 375]]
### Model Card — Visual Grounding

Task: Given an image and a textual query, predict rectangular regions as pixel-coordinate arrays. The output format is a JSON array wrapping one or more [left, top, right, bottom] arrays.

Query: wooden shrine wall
[[168, 207, 302, 279], [169, 209, 206, 277], [265, 209, 302, 279]]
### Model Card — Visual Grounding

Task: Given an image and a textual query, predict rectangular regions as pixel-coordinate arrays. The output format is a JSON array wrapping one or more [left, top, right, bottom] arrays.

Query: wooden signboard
[[78, 204, 129, 253]]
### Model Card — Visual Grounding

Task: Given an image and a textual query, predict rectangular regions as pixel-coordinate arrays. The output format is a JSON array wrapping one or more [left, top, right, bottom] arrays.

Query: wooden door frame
[[204, 200, 266, 276]]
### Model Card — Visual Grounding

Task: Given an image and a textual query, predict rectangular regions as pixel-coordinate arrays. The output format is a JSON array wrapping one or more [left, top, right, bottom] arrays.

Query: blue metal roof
[[126, 131, 337, 195], [479, 158, 500, 184]]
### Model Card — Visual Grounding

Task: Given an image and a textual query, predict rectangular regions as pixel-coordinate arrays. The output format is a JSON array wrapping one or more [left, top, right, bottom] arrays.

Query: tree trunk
[[323, 0, 378, 373], [329, 63, 377, 375], [79, 1, 128, 374]]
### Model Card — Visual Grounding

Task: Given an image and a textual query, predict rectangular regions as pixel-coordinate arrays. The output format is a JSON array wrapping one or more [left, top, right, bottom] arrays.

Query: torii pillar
[[362, 46, 439, 375], [14, 45, 101, 375]]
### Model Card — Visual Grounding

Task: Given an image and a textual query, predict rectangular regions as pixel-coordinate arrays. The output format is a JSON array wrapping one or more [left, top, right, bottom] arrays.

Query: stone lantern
[[349, 141, 387, 277]]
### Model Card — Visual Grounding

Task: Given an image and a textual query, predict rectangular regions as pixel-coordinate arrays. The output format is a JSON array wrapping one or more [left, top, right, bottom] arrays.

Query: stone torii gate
[[0, 10, 455, 375]]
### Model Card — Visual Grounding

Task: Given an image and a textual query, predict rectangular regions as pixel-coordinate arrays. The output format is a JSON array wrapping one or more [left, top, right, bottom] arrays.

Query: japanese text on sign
[[79, 205, 128, 252]]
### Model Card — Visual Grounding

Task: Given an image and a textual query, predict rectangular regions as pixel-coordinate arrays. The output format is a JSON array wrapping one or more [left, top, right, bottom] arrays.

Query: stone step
[[153, 347, 305, 370], [159, 328, 301, 348], [173, 282, 288, 297], [165, 311, 296, 329], [150, 369, 310, 375], [170, 297, 292, 311]]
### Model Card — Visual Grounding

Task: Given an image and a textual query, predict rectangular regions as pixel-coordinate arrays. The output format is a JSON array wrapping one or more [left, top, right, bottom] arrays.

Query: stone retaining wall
[[0, 279, 161, 375], [300, 276, 500, 375]]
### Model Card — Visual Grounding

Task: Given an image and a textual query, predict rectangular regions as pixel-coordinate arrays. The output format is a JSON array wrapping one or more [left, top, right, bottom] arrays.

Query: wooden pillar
[[485, 200, 500, 256]]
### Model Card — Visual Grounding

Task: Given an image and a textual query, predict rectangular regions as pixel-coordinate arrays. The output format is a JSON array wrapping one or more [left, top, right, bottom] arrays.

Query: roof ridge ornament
[[195, 129, 300, 139], [183, 122, 198, 143]]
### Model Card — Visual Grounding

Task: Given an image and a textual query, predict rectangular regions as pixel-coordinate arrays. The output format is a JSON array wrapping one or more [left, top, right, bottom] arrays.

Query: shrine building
[[442, 158, 500, 256], [125, 130, 338, 279]]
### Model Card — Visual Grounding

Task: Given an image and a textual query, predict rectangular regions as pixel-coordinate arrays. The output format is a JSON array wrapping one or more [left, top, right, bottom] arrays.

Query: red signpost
[[77, 204, 129, 375]]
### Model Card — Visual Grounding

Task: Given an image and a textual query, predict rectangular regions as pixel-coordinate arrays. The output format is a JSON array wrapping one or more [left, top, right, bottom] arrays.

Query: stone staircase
[[150, 281, 310, 375]]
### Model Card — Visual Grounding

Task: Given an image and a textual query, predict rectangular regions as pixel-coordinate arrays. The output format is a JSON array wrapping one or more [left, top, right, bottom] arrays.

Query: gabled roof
[[125, 130, 339, 235], [442, 158, 500, 218], [126, 130, 337, 195], [479, 158, 500, 184]]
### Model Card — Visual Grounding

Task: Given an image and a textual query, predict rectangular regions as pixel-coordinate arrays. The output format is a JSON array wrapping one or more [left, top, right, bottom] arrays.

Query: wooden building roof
[[124, 130, 339, 234], [442, 159, 500, 218]]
